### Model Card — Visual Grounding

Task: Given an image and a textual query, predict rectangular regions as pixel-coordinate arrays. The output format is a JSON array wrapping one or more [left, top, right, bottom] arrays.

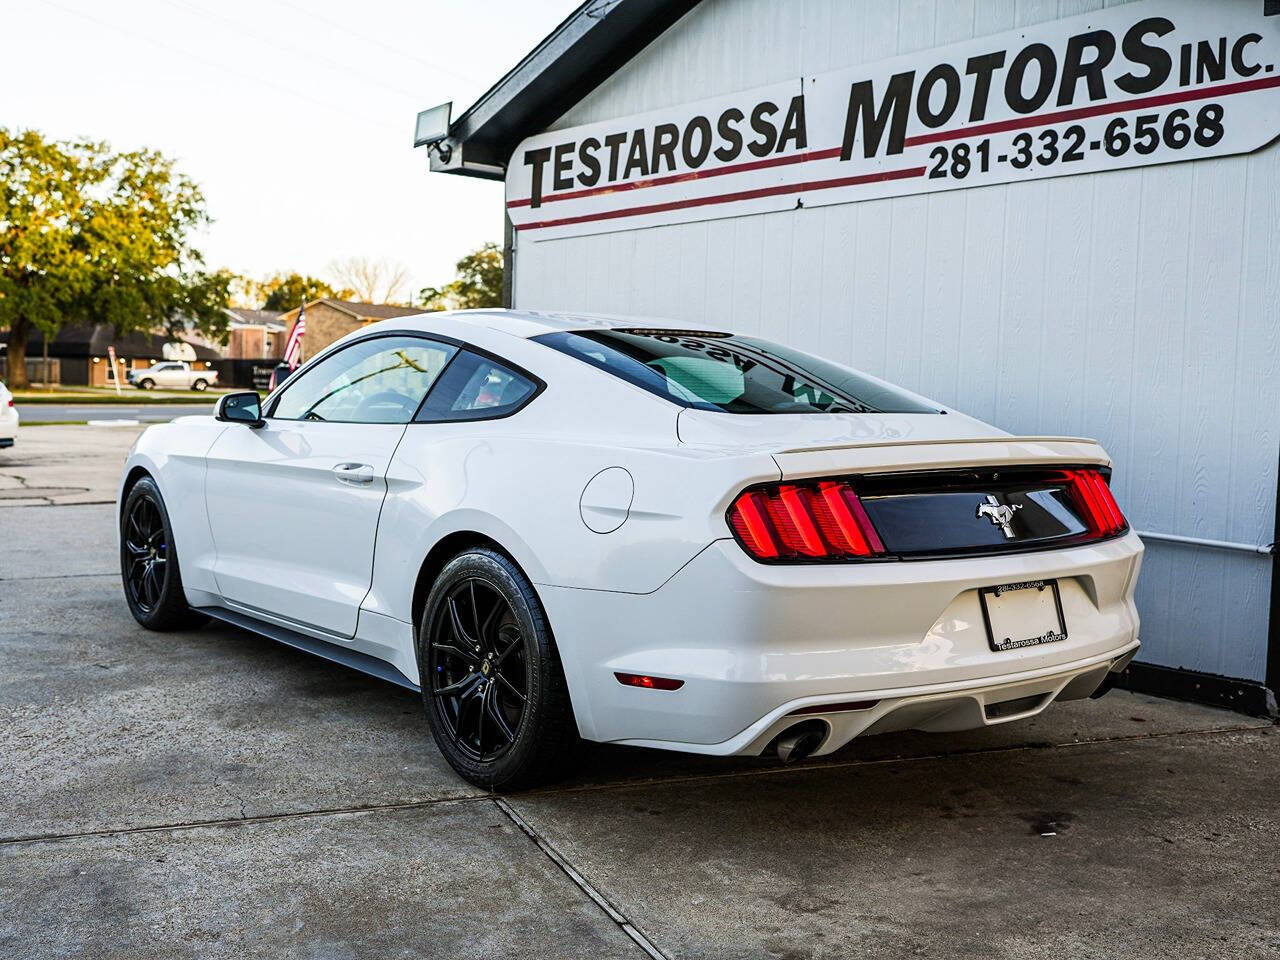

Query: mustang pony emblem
[[976, 494, 1021, 539]]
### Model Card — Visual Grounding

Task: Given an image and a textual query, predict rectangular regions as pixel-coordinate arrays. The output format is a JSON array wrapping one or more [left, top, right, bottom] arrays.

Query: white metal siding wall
[[514, 0, 1280, 682]]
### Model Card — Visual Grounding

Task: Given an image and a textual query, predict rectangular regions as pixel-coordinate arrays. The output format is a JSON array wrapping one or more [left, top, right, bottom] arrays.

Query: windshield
[[533, 329, 939, 415]]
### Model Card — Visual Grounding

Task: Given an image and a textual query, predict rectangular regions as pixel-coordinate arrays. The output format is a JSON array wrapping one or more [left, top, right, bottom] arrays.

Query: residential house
[[0, 324, 220, 387], [223, 308, 287, 360], [277, 300, 422, 364]]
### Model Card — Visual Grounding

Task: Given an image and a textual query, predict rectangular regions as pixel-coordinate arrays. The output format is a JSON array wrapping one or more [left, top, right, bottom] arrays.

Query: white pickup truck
[[128, 361, 218, 391]]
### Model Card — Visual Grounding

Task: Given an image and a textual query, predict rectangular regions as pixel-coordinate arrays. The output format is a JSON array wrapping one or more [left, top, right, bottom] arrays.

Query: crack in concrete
[[494, 797, 668, 960], [0, 794, 490, 847], [0, 467, 104, 506], [0, 487, 90, 500], [0, 572, 116, 582], [0, 499, 116, 508], [0, 468, 52, 506]]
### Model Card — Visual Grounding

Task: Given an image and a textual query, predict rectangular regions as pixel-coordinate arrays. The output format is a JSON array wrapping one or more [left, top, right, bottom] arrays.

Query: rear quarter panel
[[361, 358, 781, 625]]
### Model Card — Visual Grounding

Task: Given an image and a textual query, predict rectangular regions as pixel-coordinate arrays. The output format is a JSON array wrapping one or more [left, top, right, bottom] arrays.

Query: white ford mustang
[[118, 310, 1142, 788]]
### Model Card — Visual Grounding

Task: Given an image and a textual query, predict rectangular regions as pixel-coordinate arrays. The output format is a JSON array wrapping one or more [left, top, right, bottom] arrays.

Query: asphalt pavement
[[17, 402, 214, 423], [1, 429, 1277, 959]]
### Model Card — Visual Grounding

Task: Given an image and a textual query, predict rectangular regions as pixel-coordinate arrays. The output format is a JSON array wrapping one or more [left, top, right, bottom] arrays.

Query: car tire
[[192, 379, 208, 391], [120, 477, 207, 631], [417, 548, 580, 790], [138, 378, 155, 390]]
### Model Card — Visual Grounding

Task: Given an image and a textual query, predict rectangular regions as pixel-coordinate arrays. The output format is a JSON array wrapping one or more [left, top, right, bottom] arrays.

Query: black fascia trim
[[200, 606, 420, 692], [1112, 661, 1278, 718], [446, 0, 703, 170]]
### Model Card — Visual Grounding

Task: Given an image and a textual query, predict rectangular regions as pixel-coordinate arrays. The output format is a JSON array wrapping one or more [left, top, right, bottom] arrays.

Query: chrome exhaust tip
[[770, 720, 827, 763]]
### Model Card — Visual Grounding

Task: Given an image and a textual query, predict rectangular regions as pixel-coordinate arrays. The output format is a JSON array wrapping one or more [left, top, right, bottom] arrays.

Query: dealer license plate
[[979, 580, 1067, 652]]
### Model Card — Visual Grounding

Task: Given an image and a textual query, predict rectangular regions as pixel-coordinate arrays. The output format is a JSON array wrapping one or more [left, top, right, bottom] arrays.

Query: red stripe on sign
[[905, 74, 1280, 148], [507, 146, 844, 209], [515, 165, 926, 232]]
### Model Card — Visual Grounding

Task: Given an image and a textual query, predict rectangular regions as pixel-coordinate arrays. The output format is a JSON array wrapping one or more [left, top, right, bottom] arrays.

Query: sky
[[8, 0, 581, 301]]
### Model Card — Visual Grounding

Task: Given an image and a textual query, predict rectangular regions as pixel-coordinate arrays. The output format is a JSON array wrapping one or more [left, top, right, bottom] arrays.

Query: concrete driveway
[[0, 423, 143, 506], [1, 429, 1277, 958]]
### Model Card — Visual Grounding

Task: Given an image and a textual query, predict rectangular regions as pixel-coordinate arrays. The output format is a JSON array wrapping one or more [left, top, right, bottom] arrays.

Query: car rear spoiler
[[772, 437, 1109, 480]]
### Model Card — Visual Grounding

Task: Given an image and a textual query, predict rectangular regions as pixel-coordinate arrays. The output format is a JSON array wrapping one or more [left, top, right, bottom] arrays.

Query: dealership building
[[421, 0, 1279, 714]]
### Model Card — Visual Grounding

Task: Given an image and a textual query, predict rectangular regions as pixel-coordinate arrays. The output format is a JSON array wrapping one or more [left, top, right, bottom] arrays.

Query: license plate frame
[[979, 579, 1068, 652]]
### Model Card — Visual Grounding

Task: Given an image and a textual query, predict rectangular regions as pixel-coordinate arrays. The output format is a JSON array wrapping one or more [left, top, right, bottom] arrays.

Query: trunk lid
[[682, 410, 1120, 559]]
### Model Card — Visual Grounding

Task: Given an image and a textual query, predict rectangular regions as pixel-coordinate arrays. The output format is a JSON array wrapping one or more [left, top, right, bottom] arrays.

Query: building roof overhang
[[424, 0, 700, 181]]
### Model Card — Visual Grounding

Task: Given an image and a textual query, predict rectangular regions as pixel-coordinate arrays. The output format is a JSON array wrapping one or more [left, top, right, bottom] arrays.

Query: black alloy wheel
[[119, 477, 206, 630], [418, 548, 580, 790], [123, 494, 168, 615], [428, 578, 528, 762]]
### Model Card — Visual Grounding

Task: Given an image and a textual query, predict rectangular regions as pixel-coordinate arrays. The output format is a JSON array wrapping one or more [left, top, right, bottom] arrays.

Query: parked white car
[[127, 361, 217, 391], [117, 311, 1142, 789], [0, 379, 17, 448]]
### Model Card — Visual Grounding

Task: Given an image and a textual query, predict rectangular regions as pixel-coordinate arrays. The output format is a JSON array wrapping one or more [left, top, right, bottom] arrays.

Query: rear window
[[533, 329, 939, 415]]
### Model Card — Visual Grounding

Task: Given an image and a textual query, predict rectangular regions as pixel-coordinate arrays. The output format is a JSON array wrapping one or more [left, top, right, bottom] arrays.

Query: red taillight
[[1061, 468, 1128, 538], [728, 481, 885, 562], [614, 672, 684, 691]]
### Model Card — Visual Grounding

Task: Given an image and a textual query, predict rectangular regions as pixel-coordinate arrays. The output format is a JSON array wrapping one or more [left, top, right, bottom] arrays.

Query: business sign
[[507, 0, 1280, 241]]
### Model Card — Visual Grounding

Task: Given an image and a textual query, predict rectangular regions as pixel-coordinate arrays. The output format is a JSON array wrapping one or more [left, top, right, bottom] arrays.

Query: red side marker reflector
[[788, 699, 880, 716], [614, 672, 684, 691]]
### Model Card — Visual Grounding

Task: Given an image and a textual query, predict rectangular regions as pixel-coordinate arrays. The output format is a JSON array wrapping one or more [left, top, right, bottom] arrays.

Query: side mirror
[[215, 391, 264, 427]]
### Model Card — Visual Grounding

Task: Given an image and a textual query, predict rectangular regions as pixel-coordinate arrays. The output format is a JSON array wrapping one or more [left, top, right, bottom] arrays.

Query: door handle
[[332, 462, 375, 485]]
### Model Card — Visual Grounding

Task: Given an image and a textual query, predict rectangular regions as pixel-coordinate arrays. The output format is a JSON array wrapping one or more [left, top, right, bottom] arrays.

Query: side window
[[416, 350, 537, 422], [272, 336, 457, 424]]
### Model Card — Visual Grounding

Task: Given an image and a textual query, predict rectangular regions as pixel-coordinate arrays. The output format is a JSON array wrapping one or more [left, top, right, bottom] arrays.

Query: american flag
[[283, 301, 306, 369]]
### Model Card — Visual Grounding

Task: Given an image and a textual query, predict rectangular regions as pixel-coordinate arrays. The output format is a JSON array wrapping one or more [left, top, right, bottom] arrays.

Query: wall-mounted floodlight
[[414, 102, 452, 149]]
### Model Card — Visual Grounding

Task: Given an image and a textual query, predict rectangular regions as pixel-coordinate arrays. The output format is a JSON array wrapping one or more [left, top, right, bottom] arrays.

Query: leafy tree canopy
[[0, 128, 229, 387], [420, 242, 503, 312], [258, 273, 352, 312]]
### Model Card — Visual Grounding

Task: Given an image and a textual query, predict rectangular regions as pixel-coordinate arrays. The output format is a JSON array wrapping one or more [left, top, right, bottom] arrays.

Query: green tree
[[420, 242, 503, 311], [0, 129, 229, 388], [259, 272, 350, 311]]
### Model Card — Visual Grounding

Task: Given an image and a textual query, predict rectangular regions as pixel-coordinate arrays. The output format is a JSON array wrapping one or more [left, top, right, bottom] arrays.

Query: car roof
[[414, 309, 723, 340]]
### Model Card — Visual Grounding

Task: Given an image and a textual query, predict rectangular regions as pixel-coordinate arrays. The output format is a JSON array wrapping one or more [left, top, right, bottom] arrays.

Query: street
[[0, 427, 1277, 958], [17, 402, 214, 424]]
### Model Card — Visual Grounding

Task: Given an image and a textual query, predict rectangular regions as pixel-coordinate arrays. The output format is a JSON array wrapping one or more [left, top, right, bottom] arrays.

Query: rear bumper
[[617, 642, 1138, 757], [542, 531, 1143, 752]]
